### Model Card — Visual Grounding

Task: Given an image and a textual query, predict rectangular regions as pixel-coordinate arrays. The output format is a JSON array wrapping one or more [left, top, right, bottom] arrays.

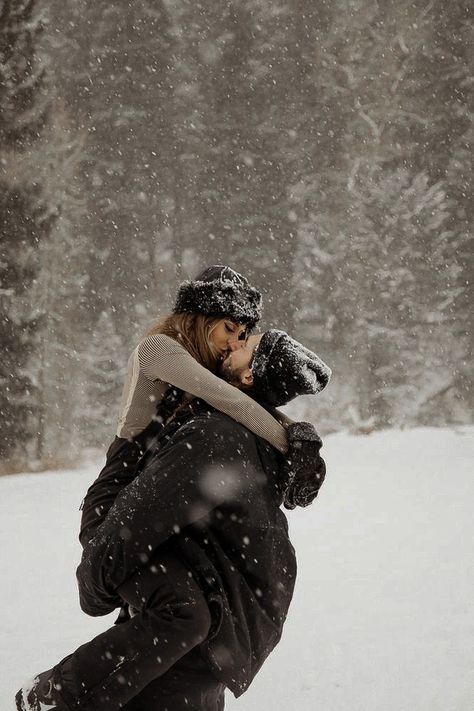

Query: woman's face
[[210, 320, 247, 357], [220, 333, 262, 383]]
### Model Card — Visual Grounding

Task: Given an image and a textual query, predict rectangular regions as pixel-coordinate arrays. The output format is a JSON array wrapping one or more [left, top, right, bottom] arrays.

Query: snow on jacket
[[76, 404, 311, 697]]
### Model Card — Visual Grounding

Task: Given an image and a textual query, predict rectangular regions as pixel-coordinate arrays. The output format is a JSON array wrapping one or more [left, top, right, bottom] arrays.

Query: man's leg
[[55, 551, 211, 710], [122, 646, 226, 711]]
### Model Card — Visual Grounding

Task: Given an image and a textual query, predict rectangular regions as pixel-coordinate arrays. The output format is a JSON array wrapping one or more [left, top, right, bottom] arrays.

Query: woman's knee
[[188, 592, 212, 643], [147, 577, 211, 644], [140, 556, 211, 641]]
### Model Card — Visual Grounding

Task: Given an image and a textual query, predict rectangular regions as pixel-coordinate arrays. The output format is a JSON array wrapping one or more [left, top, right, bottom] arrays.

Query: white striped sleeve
[[137, 334, 288, 453]]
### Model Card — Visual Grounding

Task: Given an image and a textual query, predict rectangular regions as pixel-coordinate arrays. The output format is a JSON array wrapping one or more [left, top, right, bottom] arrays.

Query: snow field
[[1, 427, 473, 710]]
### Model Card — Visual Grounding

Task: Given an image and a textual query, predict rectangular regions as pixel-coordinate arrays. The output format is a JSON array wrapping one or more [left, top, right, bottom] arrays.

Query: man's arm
[[76, 411, 262, 616], [280, 422, 326, 509]]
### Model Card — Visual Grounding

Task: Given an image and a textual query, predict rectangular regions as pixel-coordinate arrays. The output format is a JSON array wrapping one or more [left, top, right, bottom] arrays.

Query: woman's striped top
[[116, 333, 288, 453]]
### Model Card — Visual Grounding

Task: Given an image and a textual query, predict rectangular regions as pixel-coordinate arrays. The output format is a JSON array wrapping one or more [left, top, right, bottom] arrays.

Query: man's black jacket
[[77, 405, 300, 697]]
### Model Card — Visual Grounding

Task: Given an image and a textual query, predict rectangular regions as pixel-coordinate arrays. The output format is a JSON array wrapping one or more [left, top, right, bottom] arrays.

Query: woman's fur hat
[[174, 265, 262, 329]]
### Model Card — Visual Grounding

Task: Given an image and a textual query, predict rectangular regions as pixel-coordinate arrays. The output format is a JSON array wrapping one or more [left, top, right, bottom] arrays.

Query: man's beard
[[219, 358, 243, 387]]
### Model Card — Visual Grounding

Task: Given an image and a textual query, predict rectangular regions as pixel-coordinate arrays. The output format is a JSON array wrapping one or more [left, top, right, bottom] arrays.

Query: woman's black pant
[[79, 434, 152, 548], [55, 550, 224, 711]]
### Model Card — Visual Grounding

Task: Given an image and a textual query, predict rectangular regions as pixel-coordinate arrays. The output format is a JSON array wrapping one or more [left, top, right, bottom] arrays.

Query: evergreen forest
[[1, 0, 472, 471]]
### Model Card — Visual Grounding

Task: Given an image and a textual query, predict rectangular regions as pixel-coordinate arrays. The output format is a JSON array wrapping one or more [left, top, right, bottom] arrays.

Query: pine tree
[[192, 0, 308, 328], [25, 107, 89, 466], [290, 0, 473, 427], [79, 311, 125, 448], [430, 0, 474, 420], [0, 0, 54, 465], [42, 0, 179, 340]]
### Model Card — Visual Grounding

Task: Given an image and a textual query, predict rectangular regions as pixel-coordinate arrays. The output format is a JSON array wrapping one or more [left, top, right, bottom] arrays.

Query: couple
[[16, 266, 331, 711]]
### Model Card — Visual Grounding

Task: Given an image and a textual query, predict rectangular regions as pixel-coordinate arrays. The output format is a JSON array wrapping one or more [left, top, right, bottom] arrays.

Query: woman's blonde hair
[[145, 313, 225, 373]]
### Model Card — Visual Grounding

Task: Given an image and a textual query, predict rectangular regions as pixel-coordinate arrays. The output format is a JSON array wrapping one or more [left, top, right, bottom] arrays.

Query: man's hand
[[280, 421, 326, 510]]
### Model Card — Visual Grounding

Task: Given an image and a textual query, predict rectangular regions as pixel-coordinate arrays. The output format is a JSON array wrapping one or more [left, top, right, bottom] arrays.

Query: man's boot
[[15, 668, 69, 710]]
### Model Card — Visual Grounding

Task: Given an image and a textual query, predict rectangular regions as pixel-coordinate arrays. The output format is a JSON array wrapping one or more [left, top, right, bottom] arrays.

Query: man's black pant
[[121, 648, 225, 711], [55, 550, 223, 710]]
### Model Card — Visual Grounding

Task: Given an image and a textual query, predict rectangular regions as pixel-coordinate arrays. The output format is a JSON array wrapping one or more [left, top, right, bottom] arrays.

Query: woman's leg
[[55, 551, 211, 711], [79, 437, 144, 547]]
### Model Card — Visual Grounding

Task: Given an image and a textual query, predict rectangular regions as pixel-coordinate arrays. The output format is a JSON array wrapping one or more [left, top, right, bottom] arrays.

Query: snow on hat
[[174, 265, 263, 329], [251, 329, 332, 406]]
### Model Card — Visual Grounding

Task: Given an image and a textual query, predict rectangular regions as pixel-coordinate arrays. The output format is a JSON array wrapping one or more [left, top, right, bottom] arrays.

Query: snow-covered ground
[[1, 427, 473, 710]]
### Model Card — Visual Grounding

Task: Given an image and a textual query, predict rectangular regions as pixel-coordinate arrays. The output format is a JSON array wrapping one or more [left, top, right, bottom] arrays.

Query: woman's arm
[[271, 408, 294, 429], [137, 334, 288, 453]]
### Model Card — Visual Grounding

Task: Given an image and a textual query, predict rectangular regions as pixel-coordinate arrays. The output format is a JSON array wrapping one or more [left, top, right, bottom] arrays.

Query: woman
[[79, 265, 289, 548]]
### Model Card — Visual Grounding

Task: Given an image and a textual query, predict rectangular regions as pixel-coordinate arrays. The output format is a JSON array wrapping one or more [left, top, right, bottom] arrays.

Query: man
[[16, 331, 330, 711]]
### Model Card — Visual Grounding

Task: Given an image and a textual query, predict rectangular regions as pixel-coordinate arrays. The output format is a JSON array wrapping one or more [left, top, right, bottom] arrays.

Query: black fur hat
[[174, 265, 262, 329], [252, 329, 332, 406]]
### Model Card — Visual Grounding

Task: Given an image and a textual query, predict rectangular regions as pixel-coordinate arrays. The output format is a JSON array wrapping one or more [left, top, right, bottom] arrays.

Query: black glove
[[159, 385, 185, 422], [281, 422, 326, 510], [133, 385, 186, 478]]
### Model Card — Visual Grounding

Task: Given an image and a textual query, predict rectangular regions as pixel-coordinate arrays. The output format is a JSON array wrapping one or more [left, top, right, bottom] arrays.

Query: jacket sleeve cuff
[[287, 421, 322, 444]]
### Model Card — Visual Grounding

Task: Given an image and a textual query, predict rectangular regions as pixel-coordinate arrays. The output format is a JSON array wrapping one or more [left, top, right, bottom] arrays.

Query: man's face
[[219, 334, 262, 387]]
